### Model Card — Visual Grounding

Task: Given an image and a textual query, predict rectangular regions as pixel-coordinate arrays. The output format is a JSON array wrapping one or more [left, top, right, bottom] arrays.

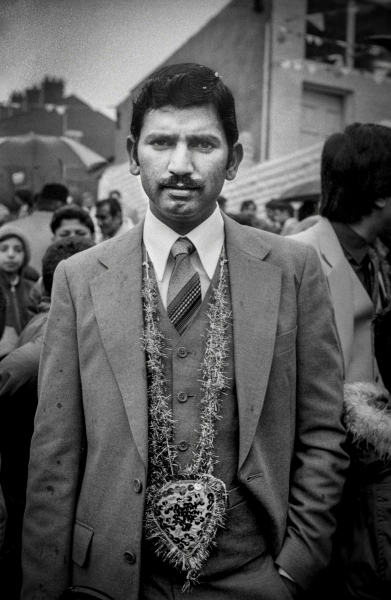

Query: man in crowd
[[272, 201, 298, 236], [50, 205, 95, 242], [291, 123, 391, 384], [96, 197, 134, 241], [21, 63, 347, 600], [291, 123, 391, 598], [14, 183, 68, 274]]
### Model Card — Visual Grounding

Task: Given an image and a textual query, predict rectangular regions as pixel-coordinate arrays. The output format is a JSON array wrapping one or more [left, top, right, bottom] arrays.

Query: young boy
[[0, 226, 37, 358]]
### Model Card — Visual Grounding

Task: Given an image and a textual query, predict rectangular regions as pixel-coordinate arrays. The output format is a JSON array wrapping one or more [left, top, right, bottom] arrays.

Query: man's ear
[[127, 136, 140, 175], [226, 142, 243, 182]]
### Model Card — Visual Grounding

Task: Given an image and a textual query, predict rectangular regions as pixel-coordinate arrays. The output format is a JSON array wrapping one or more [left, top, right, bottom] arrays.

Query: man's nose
[[168, 143, 193, 175]]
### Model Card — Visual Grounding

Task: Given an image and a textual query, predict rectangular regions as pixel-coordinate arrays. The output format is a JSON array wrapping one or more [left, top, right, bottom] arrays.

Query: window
[[305, 0, 391, 77]]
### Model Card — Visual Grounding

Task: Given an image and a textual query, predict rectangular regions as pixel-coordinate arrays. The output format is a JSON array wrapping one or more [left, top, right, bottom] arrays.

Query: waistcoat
[[143, 257, 267, 580]]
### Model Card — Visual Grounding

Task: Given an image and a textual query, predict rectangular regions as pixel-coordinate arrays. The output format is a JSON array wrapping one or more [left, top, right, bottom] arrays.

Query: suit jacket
[[291, 217, 377, 383], [21, 215, 348, 600]]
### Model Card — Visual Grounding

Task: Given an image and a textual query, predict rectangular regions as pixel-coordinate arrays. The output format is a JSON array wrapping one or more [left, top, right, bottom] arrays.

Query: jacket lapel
[[311, 218, 354, 376], [89, 223, 148, 466], [224, 217, 282, 470]]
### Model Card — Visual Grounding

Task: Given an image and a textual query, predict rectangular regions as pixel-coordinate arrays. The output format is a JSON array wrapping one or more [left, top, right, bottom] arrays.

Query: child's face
[[0, 236, 25, 275]]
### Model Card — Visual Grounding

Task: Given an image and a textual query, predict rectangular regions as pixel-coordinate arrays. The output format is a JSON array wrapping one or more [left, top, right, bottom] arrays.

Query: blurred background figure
[[217, 195, 227, 213], [0, 226, 37, 359], [81, 191, 102, 243], [13, 183, 68, 275], [13, 189, 33, 220], [96, 197, 133, 241], [50, 205, 95, 242], [229, 199, 275, 232], [0, 236, 94, 600], [272, 201, 298, 236], [240, 199, 257, 220], [108, 190, 122, 202], [81, 191, 95, 212]]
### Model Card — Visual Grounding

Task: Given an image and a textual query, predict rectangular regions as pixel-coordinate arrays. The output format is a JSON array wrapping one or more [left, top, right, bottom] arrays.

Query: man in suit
[[21, 64, 348, 600], [291, 123, 391, 384]]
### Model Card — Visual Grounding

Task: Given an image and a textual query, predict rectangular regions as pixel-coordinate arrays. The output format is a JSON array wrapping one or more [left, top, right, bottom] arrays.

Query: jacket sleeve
[[21, 261, 84, 600], [275, 244, 349, 589]]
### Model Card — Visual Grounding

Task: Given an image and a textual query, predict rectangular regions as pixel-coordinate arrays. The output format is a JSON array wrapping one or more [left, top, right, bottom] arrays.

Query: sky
[[0, 0, 231, 118]]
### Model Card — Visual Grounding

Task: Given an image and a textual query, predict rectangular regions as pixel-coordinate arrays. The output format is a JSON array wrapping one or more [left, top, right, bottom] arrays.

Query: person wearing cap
[[0, 226, 37, 358], [13, 183, 69, 275]]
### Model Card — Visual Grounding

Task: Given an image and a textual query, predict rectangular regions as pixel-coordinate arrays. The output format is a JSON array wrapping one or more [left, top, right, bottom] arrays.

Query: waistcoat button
[[177, 347, 188, 358], [123, 551, 136, 564], [178, 440, 189, 451], [133, 479, 142, 493], [177, 392, 188, 402]]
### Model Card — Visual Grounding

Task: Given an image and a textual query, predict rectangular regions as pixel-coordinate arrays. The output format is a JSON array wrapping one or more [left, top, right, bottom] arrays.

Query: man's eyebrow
[[144, 132, 222, 145], [144, 132, 178, 142]]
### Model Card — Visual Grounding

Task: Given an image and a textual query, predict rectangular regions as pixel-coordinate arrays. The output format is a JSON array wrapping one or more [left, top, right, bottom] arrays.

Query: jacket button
[[177, 392, 188, 403], [178, 440, 189, 452], [124, 551, 136, 564], [177, 347, 188, 358], [133, 479, 142, 493]]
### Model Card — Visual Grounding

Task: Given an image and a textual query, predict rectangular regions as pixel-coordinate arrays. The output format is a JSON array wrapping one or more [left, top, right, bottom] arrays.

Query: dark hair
[[217, 195, 227, 208], [240, 200, 256, 212], [96, 198, 122, 218], [130, 63, 239, 153], [50, 204, 95, 235], [274, 202, 294, 217], [42, 237, 94, 295], [36, 183, 69, 211], [320, 123, 391, 223], [14, 187, 33, 207]]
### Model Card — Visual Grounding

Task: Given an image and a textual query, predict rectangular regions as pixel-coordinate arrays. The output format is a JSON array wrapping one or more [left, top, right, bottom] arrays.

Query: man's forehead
[[140, 104, 224, 135]]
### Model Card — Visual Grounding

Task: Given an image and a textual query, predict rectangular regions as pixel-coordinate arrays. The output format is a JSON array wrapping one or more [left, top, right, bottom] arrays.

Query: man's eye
[[152, 139, 171, 148], [196, 141, 213, 151]]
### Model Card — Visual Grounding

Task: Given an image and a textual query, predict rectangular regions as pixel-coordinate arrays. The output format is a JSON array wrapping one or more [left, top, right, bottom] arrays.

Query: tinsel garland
[[141, 251, 231, 591]]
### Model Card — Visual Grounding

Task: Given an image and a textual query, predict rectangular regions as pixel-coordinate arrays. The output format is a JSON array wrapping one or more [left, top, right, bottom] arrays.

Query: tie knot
[[170, 237, 195, 259]]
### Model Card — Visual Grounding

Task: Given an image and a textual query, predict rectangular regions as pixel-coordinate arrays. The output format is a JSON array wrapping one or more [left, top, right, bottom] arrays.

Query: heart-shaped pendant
[[146, 475, 226, 585]]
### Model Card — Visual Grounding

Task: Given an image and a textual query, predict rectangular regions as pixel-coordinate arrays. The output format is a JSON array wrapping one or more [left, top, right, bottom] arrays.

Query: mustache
[[160, 175, 202, 189]]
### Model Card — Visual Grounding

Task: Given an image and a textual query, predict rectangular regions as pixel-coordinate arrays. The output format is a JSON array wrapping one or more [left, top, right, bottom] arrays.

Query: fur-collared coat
[[335, 382, 391, 600]]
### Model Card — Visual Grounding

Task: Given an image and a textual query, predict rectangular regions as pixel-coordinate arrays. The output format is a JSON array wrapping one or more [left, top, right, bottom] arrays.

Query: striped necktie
[[167, 237, 202, 334]]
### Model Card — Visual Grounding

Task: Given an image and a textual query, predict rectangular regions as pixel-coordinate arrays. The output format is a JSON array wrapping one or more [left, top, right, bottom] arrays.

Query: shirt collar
[[143, 204, 225, 281], [330, 221, 370, 265]]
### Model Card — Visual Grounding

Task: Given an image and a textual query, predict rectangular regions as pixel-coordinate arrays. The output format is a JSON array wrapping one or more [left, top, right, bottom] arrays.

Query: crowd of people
[[0, 62, 390, 600], [0, 183, 134, 597]]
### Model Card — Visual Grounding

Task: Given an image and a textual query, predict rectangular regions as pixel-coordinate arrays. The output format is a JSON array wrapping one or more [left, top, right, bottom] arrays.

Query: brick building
[[0, 77, 115, 161]]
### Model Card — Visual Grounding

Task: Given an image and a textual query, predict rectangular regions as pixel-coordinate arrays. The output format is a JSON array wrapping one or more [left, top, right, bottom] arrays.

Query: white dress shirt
[[143, 205, 224, 308]]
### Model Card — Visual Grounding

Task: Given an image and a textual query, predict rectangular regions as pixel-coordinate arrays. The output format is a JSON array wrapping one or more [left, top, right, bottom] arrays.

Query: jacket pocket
[[72, 519, 94, 567], [273, 327, 297, 356]]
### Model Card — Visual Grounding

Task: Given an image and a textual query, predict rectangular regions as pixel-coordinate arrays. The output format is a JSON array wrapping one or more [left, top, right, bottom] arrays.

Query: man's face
[[242, 204, 256, 217], [96, 203, 122, 238], [274, 209, 289, 226], [128, 104, 242, 232], [53, 218, 93, 241], [81, 192, 95, 210]]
